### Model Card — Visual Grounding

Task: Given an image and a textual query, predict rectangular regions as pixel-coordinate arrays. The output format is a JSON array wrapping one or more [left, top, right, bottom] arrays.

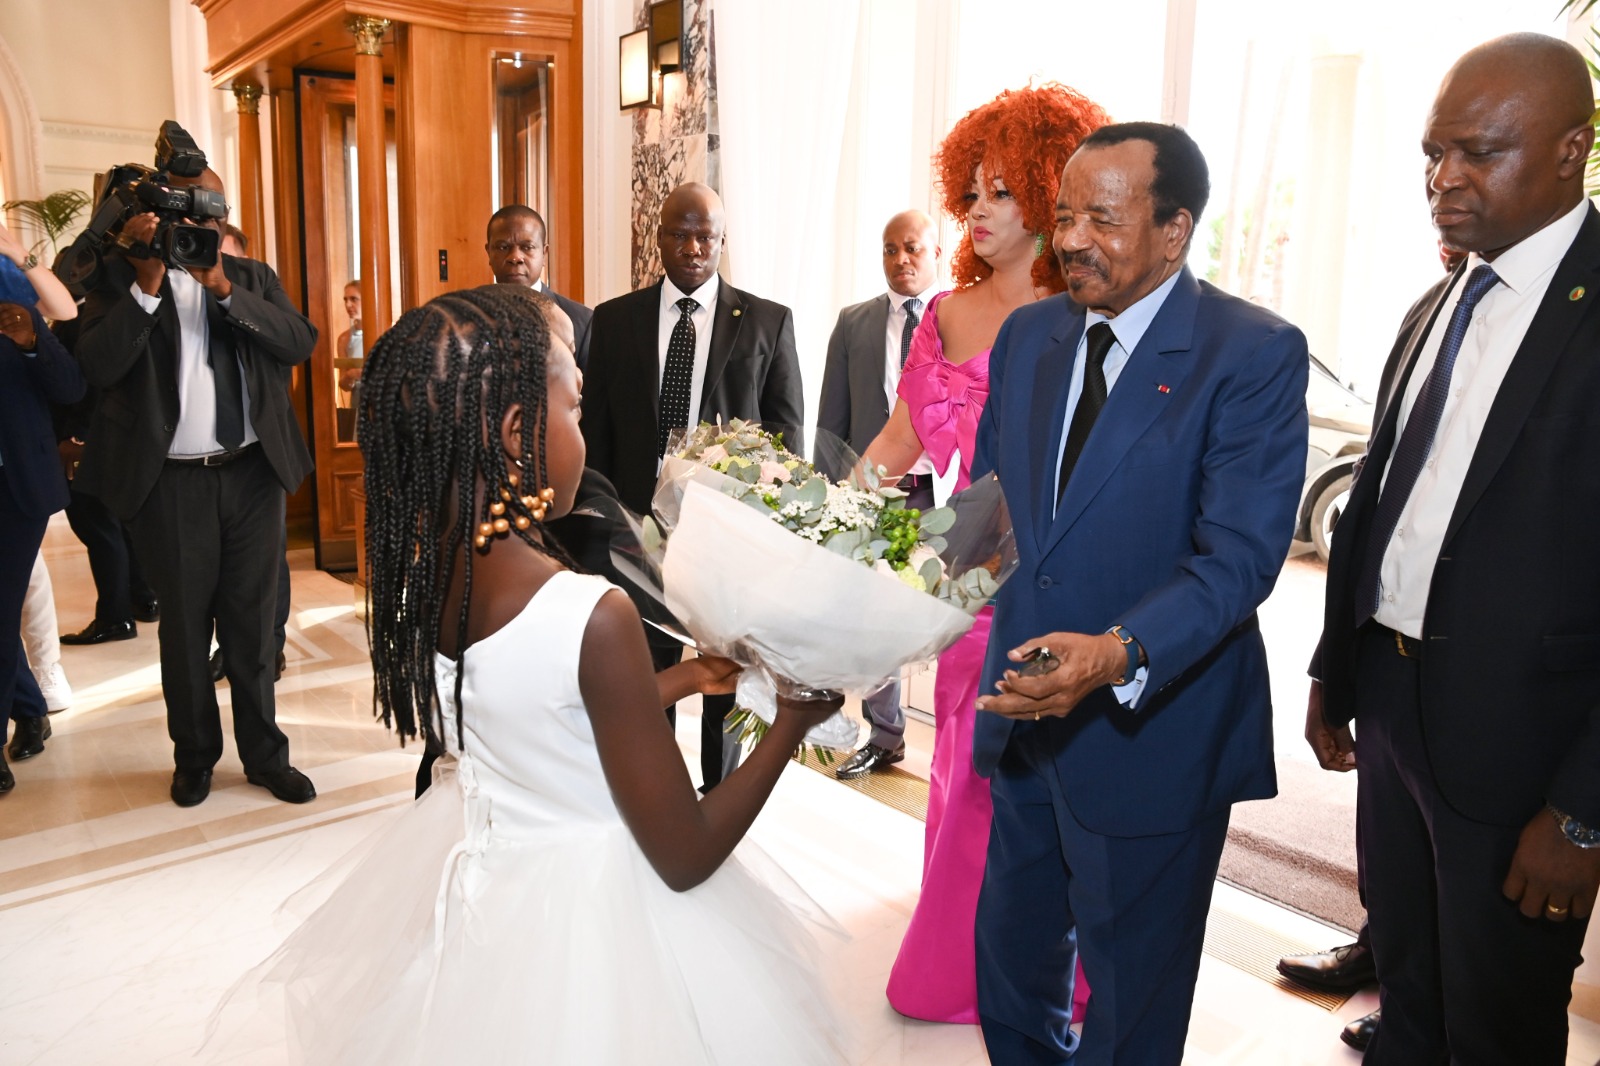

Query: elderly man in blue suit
[[969, 123, 1309, 1063]]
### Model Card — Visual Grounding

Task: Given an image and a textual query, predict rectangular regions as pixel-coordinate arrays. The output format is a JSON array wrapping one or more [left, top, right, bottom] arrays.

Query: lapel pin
[[1570, 286, 1586, 302], [731, 308, 742, 317], [1157, 384, 1171, 393]]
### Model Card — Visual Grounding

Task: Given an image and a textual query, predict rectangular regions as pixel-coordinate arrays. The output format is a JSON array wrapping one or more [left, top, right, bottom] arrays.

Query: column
[[350, 15, 393, 349], [231, 84, 265, 251]]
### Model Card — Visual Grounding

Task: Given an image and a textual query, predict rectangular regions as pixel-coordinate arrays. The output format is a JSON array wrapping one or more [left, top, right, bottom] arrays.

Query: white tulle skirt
[[204, 763, 848, 1065]]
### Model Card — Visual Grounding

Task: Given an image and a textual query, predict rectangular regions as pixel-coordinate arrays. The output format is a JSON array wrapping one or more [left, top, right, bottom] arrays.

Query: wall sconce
[[618, 28, 656, 110], [618, 0, 684, 111]]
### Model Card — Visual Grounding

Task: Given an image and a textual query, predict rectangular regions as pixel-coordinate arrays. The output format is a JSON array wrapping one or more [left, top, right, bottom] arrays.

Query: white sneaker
[[33, 662, 72, 713]]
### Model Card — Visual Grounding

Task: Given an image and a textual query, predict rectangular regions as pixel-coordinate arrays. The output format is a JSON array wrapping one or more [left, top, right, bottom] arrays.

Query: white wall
[[0, 0, 176, 213]]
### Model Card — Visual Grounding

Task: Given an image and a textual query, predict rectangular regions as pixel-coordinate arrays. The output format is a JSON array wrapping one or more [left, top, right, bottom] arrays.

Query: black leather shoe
[[246, 766, 316, 804], [1277, 941, 1375, 991], [210, 650, 225, 683], [835, 742, 907, 780], [0, 750, 13, 794], [1340, 1009, 1380, 1051], [7, 717, 50, 761], [133, 596, 160, 623], [171, 768, 213, 807], [60, 618, 137, 645]]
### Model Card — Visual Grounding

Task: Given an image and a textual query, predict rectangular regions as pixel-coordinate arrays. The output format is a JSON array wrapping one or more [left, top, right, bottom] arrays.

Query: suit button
[[1037, 576, 1053, 589], [163, 423, 174, 433]]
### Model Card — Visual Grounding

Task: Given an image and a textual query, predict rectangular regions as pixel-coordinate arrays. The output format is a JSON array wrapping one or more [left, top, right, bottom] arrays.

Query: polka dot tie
[[659, 296, 699, 456], [900, 297, 921, 368]]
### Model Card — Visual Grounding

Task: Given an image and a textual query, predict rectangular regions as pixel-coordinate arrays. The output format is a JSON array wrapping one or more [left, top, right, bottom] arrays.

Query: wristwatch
[[1548, 805, 1600, 849], [19, 251, 38, 271]]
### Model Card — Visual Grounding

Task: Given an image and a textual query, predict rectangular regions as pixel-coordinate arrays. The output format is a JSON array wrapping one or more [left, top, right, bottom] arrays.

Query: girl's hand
[[774, 690, 844, 734], [689, 654, 741, 695]]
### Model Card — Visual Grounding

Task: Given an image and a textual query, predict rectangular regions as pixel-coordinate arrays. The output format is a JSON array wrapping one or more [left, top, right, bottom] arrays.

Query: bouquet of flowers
[[625, 420, 1017, 758]]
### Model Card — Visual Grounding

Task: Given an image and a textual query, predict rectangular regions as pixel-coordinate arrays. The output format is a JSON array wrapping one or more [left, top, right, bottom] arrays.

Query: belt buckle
[[1393, 629, 1414, 658], [202, 450, 231, 467]]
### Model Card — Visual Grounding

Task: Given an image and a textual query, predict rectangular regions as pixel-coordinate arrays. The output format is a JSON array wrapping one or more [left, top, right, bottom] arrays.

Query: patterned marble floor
[[4, 517, 1597, 1064]]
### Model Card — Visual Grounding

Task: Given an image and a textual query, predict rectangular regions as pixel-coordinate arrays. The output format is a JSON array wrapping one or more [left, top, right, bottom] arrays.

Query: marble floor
[[5, 517, 1599, 1064]]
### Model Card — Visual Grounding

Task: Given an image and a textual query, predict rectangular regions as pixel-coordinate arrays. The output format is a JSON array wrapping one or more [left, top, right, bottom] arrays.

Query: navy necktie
[[658, 296, 698, 456], [1056, 322, 1117, 509], [900, 297, 921, 368], [1353, 264, 1500, 624]]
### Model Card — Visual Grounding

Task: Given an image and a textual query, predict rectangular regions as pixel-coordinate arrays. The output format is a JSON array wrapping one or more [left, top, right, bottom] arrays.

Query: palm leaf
[[3, 189, 92, 253]]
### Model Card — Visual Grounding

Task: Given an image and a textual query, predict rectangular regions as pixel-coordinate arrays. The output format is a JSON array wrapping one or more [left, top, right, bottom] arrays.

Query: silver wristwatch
[[1548, 805, 1600, 849], [19, 251, 38, 271]]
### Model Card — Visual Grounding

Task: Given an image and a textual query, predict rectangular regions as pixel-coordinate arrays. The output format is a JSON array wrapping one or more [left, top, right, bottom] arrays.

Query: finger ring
[[1033, 712, 1040, 721], [1546, 903, 1569, 916]]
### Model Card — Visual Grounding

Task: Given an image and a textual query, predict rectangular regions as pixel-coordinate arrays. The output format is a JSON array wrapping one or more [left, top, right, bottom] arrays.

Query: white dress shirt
[[1372, 198, 1587, 638], [657, 273, 720, 445], [1051, 268, 1184, 708], [131, 270, 256, 457], [885, 286, 939, 476]]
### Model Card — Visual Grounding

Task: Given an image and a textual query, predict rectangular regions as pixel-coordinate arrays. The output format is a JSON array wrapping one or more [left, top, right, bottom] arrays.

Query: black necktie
[[659, 296, 698, 456], [1056, 322, 1117, 509], [900, 297, 921, 368], [209, 302, 245, 450], [1353, 264, 1501, 623]]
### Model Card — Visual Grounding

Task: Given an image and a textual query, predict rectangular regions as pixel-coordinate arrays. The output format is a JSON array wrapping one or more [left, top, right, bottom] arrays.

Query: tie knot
[[1459, 264, 1500, 310], [905, 297, 921, 317], [676, 297, 699, 316], [1085, 322, 1117, 367]]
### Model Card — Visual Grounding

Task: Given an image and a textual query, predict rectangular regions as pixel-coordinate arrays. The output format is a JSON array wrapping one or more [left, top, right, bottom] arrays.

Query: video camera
[[54, 121, 229, 294]]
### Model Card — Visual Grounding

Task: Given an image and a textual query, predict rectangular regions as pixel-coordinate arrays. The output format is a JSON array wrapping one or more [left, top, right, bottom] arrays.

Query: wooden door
[[298, 72, 399, 570]]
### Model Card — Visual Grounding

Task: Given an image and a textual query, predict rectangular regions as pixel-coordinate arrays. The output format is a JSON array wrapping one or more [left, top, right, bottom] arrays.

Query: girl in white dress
[[212, 286, 847, 1064]]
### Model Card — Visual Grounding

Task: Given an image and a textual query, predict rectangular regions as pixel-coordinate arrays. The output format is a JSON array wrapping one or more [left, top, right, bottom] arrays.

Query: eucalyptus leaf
[[919, 507, 956, 535], [919, 558, 943, 589], [796, 477, 828, 509]]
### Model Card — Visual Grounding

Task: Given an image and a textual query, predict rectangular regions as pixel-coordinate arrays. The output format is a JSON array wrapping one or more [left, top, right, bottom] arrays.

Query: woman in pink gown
[[862, 84, 1110, 1025]]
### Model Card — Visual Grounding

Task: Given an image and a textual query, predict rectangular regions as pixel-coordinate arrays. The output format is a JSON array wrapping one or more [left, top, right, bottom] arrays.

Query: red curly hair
[[934, 83, 1111, 293]]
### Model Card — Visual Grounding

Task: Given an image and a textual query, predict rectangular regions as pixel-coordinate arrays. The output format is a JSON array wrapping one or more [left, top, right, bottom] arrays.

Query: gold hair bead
[[489, 500, 506, 516], [521, 495, 537, 510], [539, 486, 556, 503], [492, 517, 510, 534], [507, 471, 520, 487], [474, 534, 489, 549], [478, 521, 495, 538], [531, 504, 547, 522], [499, 488, 514, 502], [514, 515, 531, 530]]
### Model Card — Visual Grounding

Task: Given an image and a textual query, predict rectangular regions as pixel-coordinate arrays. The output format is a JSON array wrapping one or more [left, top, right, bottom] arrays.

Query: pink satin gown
[[885, 291, 1089, 1024]]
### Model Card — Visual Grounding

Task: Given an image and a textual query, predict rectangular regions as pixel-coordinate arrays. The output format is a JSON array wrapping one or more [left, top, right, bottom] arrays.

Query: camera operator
[[74, 162, 318, 809]]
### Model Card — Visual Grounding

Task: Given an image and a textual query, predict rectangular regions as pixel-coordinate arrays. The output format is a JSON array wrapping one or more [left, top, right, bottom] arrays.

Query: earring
[[1034, 233, 1046, 258]]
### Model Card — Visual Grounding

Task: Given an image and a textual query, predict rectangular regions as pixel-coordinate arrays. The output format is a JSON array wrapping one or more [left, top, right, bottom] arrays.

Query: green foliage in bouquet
[[671, 420, 998, 612]]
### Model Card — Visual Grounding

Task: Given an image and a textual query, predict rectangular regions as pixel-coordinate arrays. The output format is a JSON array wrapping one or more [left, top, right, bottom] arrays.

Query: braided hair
[[358, 285, 576, 748]]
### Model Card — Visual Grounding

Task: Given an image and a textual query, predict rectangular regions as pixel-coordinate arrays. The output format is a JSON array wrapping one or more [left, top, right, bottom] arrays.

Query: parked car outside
[[1295, 354, 1373, 562]]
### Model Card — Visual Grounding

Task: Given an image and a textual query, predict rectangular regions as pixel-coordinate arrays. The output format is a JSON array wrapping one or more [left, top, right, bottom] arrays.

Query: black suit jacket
[[1319, 205, 1600, 829], [544, 285, 593, 371], [0, 306, 85, 518], [815, 294, 892, 481], [580, 277, 805, 516], [73, 254, 316, 520]]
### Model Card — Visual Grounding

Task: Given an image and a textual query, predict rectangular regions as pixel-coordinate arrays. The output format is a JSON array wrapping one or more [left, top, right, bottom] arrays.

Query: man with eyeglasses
[[486, 204, 592, 369], [580, 181, 805, 791]]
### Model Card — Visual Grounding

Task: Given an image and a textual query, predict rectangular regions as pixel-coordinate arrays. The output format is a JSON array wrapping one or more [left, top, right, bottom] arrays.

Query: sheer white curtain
[[712, 0, 864, 454]]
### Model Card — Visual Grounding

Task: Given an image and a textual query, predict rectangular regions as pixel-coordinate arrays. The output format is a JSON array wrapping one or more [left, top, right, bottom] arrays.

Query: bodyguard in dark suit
[[0, 300, 85, 793], [486, 205, 592, 369], [1308, 36, 1600, 1064], [582, 181, 805, 789], [970, 125, 1308, 1063], [817, 209, 942, 780], [75, 165, 317, 809]]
